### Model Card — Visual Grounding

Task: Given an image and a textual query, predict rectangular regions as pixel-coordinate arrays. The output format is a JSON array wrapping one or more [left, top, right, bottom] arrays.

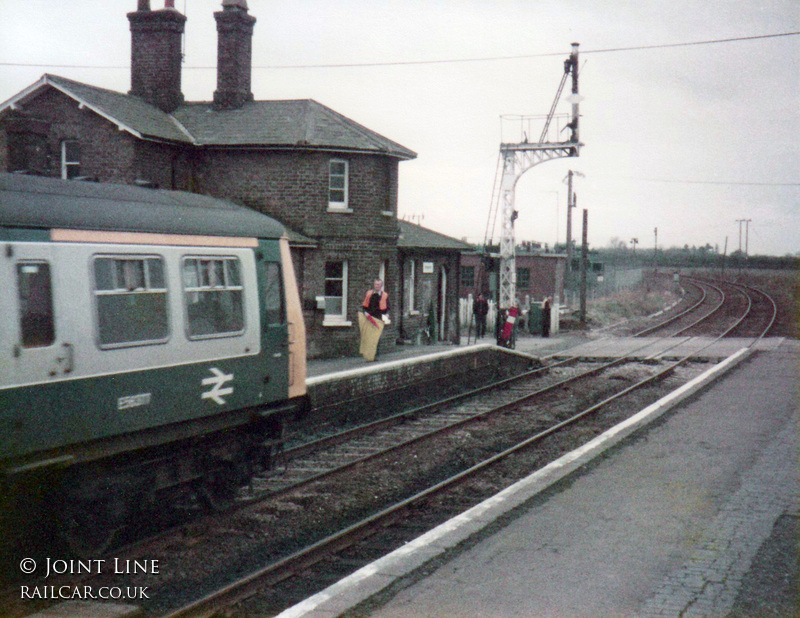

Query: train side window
[[93, 256, 169, 347], [16, 262, 55, 348], [182, 257, 245, 338], [264, 262, 285, 325]]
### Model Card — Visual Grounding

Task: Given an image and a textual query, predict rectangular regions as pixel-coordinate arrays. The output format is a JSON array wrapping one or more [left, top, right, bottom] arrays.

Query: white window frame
[[323, 259, 351, 326], [61, 139, 80, 180], [327, 159, 351, 212], [408, 260, 419, 315]]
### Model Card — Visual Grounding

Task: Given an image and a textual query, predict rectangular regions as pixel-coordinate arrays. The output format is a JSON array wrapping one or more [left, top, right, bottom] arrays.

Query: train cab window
[[93, 256, 169, 347], [16, 262, 55, 348], [182, 257, 245, 338], [263, 262, 285, 325]]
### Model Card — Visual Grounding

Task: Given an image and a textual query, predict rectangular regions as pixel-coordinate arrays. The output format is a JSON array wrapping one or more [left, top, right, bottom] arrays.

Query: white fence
[[459, 295, 559, 336]]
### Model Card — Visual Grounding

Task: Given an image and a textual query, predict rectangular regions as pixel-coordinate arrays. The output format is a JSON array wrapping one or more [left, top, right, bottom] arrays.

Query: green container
[[528, 304, 542, 334]]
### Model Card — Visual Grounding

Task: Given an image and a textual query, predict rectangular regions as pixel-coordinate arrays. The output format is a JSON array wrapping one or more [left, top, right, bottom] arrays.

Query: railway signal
[[486, 43, 583, 316]]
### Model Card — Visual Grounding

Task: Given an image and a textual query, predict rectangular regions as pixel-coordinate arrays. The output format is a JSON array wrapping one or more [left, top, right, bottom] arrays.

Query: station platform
[[306, 332, 784, 378], [540, 335, 785, 361], [306, 340, 470, 377], [283, 338, 799, 617]]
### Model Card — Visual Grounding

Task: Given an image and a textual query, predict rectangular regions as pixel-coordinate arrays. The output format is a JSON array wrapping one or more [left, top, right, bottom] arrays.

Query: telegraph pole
[[745, 218, 752, 257], [579, 208, 588, 325], [566, 170, 574, 270], [721, 236, 728, 278], [736, 219, 745, 253], [735, 218, 751, 270], [653, 227, 658, 273], [564, 170, 584, 273]]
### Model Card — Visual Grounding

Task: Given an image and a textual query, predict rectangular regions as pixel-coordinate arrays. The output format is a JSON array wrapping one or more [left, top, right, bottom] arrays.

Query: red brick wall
[[301, 238, 399, 358], [192, 149, 402, 357], [1, 90, 141, 181], [460, 252, 565, 303], [192, 150, 398, 237]]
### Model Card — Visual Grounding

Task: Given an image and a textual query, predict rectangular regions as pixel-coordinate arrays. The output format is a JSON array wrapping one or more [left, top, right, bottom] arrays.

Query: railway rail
[[160, 275, 776, 617], [5, 273, 778, 618]]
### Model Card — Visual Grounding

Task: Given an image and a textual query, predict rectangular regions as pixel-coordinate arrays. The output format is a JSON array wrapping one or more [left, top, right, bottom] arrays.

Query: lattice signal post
[[496, 43, 583, 311]]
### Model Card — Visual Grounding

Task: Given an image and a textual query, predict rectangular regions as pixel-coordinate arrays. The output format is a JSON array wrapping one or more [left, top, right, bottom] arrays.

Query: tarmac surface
[[287, 334, 799, 617]]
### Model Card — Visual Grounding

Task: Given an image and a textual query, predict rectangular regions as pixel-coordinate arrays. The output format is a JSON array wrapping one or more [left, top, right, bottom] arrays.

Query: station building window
[[323, 260, 348, 324], [460, 265, 475, 288], [517, 267, 530, 289], [328, 159, 349, 211], [61, 139, 81, 180], [182, 257, 245, 338], [93, 256, 168, 347], [16, 261, 55, 348]]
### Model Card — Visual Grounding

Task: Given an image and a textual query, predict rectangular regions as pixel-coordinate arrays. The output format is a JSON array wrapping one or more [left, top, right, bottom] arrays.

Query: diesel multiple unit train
[[0, 172, 307, 555]]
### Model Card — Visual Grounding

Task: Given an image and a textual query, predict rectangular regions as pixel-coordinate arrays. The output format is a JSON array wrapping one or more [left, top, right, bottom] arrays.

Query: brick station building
[[0, 0, 417, 358]]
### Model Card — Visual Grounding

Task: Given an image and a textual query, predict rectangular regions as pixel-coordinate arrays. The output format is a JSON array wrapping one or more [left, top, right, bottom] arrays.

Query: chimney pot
[[222, 0, 249, 9], [213, 2, 256, 110], [128, 4, 186, 113]]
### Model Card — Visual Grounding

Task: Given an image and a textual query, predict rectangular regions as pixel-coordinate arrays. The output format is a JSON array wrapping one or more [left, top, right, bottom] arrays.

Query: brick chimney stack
[[213, 0, 256, 110], [128, 1, 186, 113]]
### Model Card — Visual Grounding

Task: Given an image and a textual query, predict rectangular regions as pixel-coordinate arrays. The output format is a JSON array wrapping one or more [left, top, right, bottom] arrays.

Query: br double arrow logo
[[201, 367, 234, 405]]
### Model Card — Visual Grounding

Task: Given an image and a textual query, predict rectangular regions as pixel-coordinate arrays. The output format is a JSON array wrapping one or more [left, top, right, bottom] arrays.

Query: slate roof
[[174, 99, 416, 156], [397, 220, 473, 251], [0, 75, 416, 159]]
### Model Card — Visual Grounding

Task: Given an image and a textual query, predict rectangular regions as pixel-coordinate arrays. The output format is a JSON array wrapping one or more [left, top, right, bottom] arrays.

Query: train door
[[0, 246, 15, 389], [261, 260, 288, 402], [8, 243, 74, 386], [438, 265, 448, 341]]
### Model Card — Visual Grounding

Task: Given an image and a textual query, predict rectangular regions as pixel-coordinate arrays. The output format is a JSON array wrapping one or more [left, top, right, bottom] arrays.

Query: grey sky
[[1, 1, 797, 255]]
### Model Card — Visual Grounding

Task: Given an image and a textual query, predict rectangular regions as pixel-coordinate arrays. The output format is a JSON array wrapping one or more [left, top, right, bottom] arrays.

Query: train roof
[[0, 173, 285, 240]]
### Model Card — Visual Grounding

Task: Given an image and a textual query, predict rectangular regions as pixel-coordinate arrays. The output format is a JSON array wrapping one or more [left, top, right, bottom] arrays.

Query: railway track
[[626, 274, 775, 340], [4, 274, 778, 618], [155, 276, 777, 616]]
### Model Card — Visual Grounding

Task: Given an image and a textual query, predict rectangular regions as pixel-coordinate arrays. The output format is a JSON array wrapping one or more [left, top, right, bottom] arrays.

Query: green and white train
[[0, 173, 307, 555]]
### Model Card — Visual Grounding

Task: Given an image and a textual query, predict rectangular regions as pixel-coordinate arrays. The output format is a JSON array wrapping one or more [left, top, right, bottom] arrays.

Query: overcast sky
[[1, 1, 798, 256]]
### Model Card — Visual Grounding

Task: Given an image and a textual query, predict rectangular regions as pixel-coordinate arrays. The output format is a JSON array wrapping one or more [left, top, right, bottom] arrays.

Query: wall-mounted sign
[[422, 262, 434, 274]]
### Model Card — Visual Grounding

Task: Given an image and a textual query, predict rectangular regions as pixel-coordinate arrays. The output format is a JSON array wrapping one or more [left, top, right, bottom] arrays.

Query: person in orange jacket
[[360, 279, 390, 360], [363, 279, 390, 322]]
